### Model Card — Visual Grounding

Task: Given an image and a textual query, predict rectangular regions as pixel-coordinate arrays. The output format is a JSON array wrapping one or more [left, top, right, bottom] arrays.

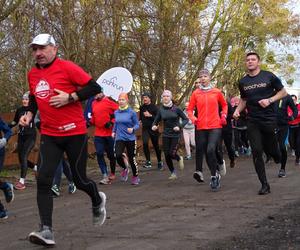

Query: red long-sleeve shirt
[[90, 97, 119, 136], [187, 88, 228, 130]]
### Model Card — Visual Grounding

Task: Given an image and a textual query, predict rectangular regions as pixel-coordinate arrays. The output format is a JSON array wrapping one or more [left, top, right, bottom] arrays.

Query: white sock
[[19, 178, 25, 184]]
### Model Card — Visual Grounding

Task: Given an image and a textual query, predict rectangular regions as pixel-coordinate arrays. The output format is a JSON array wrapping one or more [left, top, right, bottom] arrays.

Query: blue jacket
[[113, 108, 139, 141], [0, 117, 12, 141]]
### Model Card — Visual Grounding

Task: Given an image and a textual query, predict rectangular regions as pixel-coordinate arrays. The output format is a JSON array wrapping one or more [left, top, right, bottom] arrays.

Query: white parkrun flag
[[96, 67, 133, 101]]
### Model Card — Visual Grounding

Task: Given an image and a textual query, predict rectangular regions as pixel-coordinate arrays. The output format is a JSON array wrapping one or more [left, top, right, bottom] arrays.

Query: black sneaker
[[143, 161, 152, 169], [93, 192, 107, 226], [0, 209, 8, 219], [210, 174, 221, 191], [278, 169, 286, 178], [258, 183, 271, 195], [3, 183, 14, 203], [193, 171, 204, 183], [29, 225, 55, 246], [157, 161, 164, 170]]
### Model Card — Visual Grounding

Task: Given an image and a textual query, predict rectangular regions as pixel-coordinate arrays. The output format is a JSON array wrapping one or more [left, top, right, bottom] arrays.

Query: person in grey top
[[152, 90, 188, 180]]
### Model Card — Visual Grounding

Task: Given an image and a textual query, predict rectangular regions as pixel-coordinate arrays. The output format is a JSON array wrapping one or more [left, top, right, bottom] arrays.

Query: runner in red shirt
[[187, 69, 228, 191], [19, 33, 106, 246], [90, 93, 119, 184]]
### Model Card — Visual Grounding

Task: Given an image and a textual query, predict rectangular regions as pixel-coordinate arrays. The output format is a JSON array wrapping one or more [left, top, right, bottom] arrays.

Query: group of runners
[[0, 33, 298, 247]]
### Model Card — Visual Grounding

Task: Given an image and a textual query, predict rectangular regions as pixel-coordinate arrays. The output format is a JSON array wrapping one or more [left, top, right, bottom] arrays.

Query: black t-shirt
[[239, 70, 284, 122], [139, 103, 158, 129]]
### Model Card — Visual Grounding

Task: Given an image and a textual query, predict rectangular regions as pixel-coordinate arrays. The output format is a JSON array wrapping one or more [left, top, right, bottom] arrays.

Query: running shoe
[[218, 160, 226, 176], [184, 155, 192, 160], [157, 161, 164, 170], [296, 158, 300, 165], [51, 185, 60, 197], [245, 147, 251, 156], [258, 183, 271, 195], [193, 171, 204, 183], [234, 151, 239, 157], [99, 177, 111, 185], [168, 172, 177, 180], [178, 156, 184, 170], [93, 192, 107, 226], [131, 176, 140, 185], [3, 183, 14, 203], [108, 173, 116, 181], [291, 149, 295, 156], [0, 210, 8, 219], [278, 169, 286, 178], [120, 168, 129, 182], [230, 159, 236, 168], [14, 181, 25, 190], [29, 225, 55, 246], [143, 161, 152, 169], [210, 174, 221, 191], [68, 182, 77, 194]]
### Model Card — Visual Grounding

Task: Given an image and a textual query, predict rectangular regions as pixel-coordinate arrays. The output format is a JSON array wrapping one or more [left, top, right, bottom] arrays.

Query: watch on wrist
[[268, 98, 274, 104], [68, 93, 75, 103]]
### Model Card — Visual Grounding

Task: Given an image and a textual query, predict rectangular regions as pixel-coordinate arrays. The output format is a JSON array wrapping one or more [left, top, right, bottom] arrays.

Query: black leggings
[[195, 129, 222, 176], [247, 121, 281, 185], [162, 137, 180, 173], [115, 140, 138, 176], [288, 126, 298, 151], [216, 129, 235, 164], [17, 133, 36, 178], [277, 125, 288, 170], [142, 129, 161, 162], [37, 134, 101, 227]]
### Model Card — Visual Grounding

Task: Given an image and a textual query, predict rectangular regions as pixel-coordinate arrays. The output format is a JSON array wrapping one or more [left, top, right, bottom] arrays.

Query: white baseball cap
[[29, 33, 56, 47]]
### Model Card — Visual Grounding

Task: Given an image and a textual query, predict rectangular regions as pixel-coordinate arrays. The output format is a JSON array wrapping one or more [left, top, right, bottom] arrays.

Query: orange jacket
[[187, 88, 228, 130]]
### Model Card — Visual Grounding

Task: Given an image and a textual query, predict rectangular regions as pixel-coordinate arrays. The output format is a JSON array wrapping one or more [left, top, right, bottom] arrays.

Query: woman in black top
[[152, 90, 188, 180], [9, 92, 36, 190]]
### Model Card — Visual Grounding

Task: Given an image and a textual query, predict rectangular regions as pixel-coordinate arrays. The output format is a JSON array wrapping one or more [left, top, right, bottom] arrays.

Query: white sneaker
[[218, 160, 226, 176], [193, 171, 204, 183], [29, 225, 55, 246], [99, 177, 111, 185], [93, 192, 107, 226], [168, 172, 177, 180], [178, 156, 184, 170]]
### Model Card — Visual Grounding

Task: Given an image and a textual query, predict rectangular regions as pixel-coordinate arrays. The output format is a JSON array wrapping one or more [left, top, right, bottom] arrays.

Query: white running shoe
[[29, 225, 55, 246], [93, 192, 107, 226], [193, 171, 204, 183]]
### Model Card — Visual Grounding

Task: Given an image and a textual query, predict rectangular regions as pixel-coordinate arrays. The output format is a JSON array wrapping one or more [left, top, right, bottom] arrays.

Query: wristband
[[68, 93, 75, 103], [268, 98, 274, 104]]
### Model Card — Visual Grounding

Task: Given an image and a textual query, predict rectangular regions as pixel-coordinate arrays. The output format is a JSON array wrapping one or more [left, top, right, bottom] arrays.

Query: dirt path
[[1, 155, 300, 250]]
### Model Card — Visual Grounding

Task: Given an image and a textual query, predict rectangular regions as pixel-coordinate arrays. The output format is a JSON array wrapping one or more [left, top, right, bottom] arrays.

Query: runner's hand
[[127, 128, 134, 134], [233, 110, 240, 120], [0, 138, 7, 149], [152, 125, 158, 131], [143, 111, 152, 117], [258, 99, 270, 108], [49, 89, 69, 108], [111, 132, 115, 138], [173, 126, 180, 131], [19, 112, 33, 126]]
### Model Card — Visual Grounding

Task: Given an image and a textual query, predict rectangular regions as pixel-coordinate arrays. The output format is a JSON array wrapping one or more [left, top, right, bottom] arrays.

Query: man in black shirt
[[233, 52, 287, 195], [139, 93, 163, 169]]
